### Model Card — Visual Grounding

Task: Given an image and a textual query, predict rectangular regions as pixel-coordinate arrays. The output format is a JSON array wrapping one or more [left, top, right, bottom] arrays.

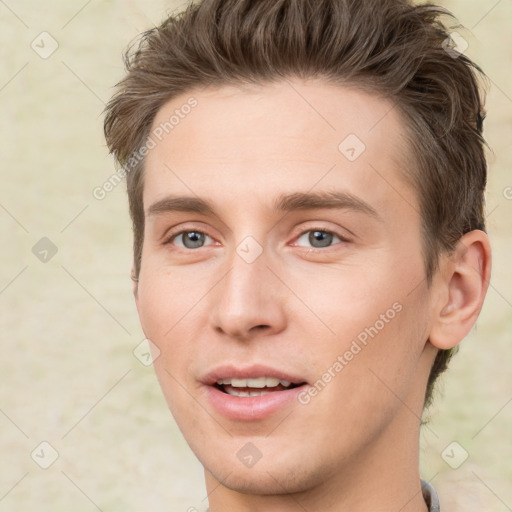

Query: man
[[104, 0, 491, 510]]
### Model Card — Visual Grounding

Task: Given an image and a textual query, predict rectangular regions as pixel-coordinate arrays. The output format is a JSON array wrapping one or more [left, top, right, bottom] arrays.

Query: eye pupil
[[309, 230, 333, 248], [183, 231, 205, 249]]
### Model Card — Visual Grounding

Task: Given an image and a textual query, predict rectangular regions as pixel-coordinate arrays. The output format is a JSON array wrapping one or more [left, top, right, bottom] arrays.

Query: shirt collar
[[421, 480, 441, 512]]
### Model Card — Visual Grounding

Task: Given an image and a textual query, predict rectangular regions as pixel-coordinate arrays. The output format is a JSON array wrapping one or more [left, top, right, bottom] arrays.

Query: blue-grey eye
[[174, 231, 211, 249], [296, 230, 341, 249]]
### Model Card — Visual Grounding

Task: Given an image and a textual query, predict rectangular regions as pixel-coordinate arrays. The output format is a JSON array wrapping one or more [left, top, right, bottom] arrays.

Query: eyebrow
[[148, 196, 216, 217], [273, 191, 380, 219], [147, 191, 380, 220]]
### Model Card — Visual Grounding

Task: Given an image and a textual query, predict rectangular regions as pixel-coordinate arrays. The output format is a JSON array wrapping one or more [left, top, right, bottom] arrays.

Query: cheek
[[135, 271, 203, 412], [288, 257, 419, 346], [136, 257, 205, 338], [299, 299, 430, 451], [324, 285, 430, 414], [136, 280, 170, 340], [297, 252, 430, 392]]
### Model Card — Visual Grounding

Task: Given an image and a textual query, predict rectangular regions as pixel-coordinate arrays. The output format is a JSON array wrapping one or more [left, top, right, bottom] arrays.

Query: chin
[[198, 441, 330, 497], [209, 463, 318, 496]]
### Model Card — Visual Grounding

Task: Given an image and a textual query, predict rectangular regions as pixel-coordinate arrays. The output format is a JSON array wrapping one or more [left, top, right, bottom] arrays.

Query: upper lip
[[201, 364, 307, 386]]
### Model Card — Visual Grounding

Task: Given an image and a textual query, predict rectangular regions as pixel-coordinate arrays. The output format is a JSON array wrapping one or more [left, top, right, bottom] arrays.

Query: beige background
[[1, 1, 511, 511]]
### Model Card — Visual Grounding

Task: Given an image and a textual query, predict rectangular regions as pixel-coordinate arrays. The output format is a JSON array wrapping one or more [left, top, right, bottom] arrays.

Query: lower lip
[[203, 384, 306, 421]]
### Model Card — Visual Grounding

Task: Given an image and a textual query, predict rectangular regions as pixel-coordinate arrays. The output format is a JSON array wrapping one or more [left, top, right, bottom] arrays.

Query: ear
[[429, 230, 492, 350]]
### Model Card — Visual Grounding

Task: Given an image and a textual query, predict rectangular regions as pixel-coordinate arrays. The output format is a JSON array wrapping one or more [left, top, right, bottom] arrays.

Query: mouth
[[214, 377, 304, 397], [202, 365, 308, 421]]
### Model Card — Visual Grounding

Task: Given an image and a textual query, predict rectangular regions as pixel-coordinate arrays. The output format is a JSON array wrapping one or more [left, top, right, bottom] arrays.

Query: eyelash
[[164, 227, 349, 251]]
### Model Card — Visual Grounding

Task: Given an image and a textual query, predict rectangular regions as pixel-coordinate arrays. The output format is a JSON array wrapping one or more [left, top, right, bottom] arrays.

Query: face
[[136, 79, 438, 496]]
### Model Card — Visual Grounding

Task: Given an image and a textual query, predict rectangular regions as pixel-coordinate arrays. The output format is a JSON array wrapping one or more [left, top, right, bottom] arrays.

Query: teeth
[[216, 377, 293, 388], [225, 388, 272, 397]]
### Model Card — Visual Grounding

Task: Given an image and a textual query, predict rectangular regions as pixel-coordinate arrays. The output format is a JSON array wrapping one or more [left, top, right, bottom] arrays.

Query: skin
[[134, 79, 491, 511]]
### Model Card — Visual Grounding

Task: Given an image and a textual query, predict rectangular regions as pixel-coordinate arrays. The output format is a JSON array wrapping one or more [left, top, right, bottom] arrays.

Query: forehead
[[143, 79, 416, 215]]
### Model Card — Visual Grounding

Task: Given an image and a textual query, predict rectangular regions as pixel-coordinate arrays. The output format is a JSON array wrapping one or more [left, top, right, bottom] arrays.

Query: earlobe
[[429, 230, 491, 350]]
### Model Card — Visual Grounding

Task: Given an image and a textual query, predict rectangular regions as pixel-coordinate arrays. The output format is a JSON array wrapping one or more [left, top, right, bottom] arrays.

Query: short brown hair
[[104, 0, 487, 408]]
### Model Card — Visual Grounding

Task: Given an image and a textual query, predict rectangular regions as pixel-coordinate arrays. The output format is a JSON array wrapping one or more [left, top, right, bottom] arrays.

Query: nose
[[210, 245, 287, 341]]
